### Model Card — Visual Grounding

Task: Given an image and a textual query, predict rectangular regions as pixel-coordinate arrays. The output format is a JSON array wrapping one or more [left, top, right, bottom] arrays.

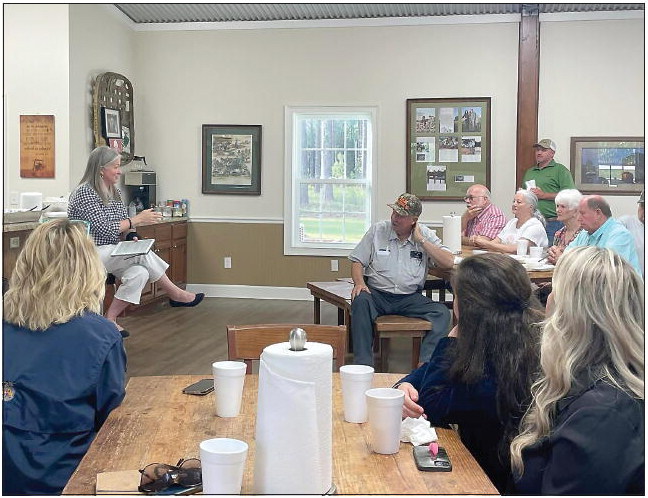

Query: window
[[284, 106, 376, 256]]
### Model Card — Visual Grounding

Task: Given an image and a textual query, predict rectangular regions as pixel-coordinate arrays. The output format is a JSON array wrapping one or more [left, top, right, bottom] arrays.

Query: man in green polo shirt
[[522, 138, 576, 243]]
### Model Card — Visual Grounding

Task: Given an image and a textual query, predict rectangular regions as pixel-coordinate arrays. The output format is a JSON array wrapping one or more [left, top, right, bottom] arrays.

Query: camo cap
[[388, 193, 422, 217], [533, 138, 556, 151]]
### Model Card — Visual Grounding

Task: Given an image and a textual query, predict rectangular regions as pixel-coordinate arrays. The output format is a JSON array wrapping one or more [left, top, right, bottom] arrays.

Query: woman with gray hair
[[68, 146, 203, 337], [546, 188, 583, 264], [510, 246, 644, 494], [475, 189, 548, 253]]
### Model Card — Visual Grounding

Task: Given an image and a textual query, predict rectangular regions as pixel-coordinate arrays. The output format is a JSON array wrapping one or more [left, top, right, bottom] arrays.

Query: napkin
[[400, 416, 438, 446], [253, 342, 332, 494]]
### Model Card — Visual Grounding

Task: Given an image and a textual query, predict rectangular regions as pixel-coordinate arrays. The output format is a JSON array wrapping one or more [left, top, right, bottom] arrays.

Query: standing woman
[[68, 146, 203, 335], [511, 246, 644, 494], [3, 220, 126, 495], [475, 189, 548, 253], [396, 253, 543, 492], [546, 189, 583, 264]]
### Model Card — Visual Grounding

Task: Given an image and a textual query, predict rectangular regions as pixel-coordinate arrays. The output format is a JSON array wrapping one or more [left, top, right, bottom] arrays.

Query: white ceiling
[[114, 3, 644, 24]]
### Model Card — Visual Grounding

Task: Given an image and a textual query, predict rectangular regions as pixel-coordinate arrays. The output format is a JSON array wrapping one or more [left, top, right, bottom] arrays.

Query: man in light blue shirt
[[348, 193, 454, 366], [566, 195, 641, 275]]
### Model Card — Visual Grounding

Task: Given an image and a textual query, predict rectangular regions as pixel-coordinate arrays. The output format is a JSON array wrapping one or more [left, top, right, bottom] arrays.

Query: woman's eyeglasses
[[138, 458, 202, 493]]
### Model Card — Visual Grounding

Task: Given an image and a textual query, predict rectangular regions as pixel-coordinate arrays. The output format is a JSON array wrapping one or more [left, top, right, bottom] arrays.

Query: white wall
[[132, 21, 520, 224], [539, 14, 644, 217], [4, 4, 70, 204], [69, 5, 136, 191]]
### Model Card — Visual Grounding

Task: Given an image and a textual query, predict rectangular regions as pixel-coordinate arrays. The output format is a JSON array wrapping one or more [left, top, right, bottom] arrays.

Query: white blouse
[[497, 217, 548, 247]]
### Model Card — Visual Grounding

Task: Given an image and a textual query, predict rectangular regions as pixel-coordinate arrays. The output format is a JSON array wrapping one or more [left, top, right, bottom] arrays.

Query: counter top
[[3, 216, 188, 233]]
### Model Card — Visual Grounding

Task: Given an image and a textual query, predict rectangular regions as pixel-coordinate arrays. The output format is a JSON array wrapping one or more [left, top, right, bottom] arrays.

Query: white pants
[[97, 245, 169, 305]]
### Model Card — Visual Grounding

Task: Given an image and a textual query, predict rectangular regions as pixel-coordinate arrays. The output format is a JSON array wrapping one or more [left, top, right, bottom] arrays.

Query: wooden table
[[63, 374, 498, 495], [307, 248, 552, 329]]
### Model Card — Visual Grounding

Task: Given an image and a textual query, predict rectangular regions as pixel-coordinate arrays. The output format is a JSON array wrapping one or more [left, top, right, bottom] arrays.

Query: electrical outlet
[[9, 191, 19, 207], [330, 259, 339, 272], [224, 256, 232, 269], [9, 237, 20, 249]]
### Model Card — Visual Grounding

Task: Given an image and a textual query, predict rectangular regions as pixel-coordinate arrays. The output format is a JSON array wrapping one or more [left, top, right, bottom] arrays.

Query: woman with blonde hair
[[475, 189, 548, 253], [3, 220, 126, 495], [510, 246, 644, 494]]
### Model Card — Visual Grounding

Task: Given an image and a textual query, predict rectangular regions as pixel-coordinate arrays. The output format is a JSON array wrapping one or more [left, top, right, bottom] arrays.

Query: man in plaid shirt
[[461, 185, 507, 246]]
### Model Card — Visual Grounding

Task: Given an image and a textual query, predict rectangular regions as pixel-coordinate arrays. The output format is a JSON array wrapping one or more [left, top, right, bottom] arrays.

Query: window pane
[[298, 184, 369, 243], [345, 150, 366, 179], [299, 119, 320, 149], [300, 150, 321, 178]]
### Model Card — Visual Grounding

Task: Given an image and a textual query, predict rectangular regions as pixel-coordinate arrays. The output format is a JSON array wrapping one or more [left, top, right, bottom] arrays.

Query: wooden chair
[[227, 323, 347, 374], [373, 315, 430, 372]]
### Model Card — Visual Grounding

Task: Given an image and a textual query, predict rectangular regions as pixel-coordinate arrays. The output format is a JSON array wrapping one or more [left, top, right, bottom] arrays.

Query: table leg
[[313, 296, 321, 324]]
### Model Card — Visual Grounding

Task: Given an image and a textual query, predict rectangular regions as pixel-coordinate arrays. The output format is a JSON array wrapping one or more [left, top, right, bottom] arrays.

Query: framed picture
[[202, 124, 262, 195], [570, 137, 644, 195], [102, 107, 121, 139], [407, 98, 491, 201]]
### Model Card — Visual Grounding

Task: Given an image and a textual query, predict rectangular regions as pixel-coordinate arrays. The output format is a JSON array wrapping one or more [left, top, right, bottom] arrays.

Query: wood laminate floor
[[119, 298, 415, 379]]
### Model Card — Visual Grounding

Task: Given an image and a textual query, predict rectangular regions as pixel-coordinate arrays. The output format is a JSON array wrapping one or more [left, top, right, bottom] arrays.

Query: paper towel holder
[[289, 327, 307, 351]]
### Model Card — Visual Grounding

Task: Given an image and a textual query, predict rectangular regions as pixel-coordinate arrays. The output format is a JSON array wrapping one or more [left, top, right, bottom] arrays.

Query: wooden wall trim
[[516, 4, 540, 187]]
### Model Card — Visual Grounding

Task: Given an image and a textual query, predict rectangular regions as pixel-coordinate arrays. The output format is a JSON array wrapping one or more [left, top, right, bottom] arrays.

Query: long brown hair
[[450, 253, 543, 440]]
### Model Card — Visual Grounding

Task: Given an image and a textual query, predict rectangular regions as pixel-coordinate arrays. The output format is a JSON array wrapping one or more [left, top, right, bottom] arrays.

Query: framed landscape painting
[[202, 124, 262, 195], [570, 137, 644, 195]]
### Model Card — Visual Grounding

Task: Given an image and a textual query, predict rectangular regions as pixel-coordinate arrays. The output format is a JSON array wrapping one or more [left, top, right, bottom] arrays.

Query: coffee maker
[[124, 170, 157, 211]]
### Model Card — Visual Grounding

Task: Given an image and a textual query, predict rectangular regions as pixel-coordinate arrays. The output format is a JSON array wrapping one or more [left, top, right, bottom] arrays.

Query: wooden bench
[[373, 315, 430, 372]]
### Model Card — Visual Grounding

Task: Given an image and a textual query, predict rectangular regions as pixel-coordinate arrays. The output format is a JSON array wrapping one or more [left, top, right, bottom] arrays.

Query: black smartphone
[[413, 445, 452, 472], [182, 378, 214, 395]]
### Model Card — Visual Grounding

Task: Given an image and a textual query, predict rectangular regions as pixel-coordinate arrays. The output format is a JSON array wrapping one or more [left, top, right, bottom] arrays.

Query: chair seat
[[373, 315, 430, 372]]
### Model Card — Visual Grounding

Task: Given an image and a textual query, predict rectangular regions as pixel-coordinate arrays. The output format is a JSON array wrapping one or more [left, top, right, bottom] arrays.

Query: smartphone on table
[[413, 445, 452, 472], [182, 378, 214, 395]]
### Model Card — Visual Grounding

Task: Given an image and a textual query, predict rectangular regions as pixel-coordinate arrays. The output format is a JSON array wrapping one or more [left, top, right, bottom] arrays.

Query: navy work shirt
[[3, 312, 126, 495]]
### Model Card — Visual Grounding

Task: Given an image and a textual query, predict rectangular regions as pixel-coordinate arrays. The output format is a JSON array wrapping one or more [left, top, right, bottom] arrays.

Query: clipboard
[[110, 239, 155, 257]]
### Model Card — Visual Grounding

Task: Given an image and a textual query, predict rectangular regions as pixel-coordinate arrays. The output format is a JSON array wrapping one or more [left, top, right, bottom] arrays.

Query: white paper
[[443, 215, 462, 254], [254, 342, 332, 494], [525, 179, 536, 189]]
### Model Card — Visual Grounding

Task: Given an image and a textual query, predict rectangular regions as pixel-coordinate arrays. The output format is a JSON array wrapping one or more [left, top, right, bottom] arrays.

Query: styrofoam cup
[[529, 246, 543, 259], [340, 365, 374, 423], [212, 361, 247, 417], [199, 438, 248, 494], [516, 239, 529, 256], [365, 388, 404, 454]]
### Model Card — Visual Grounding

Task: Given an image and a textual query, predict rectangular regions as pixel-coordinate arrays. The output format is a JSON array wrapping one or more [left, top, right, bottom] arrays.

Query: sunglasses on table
[[138, 458, 202, 494]]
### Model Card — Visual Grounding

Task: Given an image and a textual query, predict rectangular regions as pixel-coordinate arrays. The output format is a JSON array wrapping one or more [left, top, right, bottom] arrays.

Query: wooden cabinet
[[136, 219, 188, 307], [2, 227, 34, 285]]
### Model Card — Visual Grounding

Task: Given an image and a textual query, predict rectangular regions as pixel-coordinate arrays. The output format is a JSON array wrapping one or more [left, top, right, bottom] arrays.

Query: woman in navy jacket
[[3, 219, 126, 495], [397, 253, 543, 492], [510, 246, 644, 494]]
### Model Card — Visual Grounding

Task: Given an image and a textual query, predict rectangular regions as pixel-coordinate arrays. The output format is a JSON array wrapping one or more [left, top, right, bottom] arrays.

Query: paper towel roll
[[253, 342, 332, 494], [443, 215, 462, 254]]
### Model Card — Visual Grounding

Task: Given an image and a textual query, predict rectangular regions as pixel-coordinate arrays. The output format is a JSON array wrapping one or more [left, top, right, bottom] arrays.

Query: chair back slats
[[227, 323, 347, 373]]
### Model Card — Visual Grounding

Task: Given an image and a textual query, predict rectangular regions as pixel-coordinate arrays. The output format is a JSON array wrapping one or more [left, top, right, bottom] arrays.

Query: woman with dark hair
[[396, 253, 543, 492]]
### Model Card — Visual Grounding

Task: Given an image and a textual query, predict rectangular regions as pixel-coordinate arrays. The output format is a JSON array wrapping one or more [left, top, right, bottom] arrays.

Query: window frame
[[284, 105, 378, 256]]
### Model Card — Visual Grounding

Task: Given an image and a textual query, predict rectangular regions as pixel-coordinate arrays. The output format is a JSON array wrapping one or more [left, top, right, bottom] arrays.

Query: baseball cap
[[533, 139, 556, 151], [388, 193, 422, 217]]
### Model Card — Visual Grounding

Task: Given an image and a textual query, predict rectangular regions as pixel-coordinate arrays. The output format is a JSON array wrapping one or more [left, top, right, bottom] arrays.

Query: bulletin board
[[406, 98, 491, 201]]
